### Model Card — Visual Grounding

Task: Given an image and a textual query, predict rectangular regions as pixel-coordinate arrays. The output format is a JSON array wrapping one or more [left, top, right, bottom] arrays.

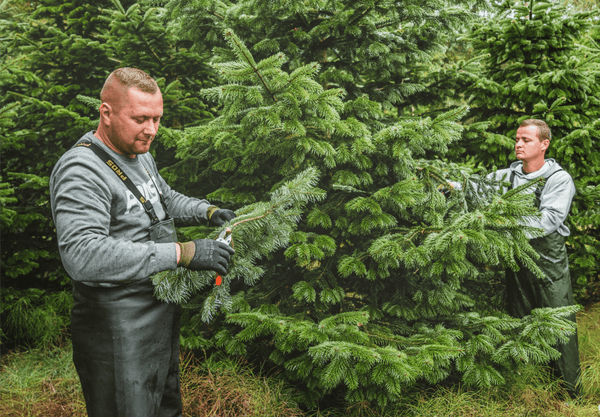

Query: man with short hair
[[448, 119, 580, 397], [478, 119, 580, 397], [50, 67, 236, 416]]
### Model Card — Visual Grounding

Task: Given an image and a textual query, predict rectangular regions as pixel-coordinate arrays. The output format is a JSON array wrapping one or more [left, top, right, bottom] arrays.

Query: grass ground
[[0, 345, 302, 417], [0, 345, 85, 416], [1, 302, 599, 416]]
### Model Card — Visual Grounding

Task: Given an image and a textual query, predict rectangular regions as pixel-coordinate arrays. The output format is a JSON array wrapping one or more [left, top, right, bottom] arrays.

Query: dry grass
[[180, 352, 303, 417], [578, 302, 600, 397], [2, 379, 87, 417], [0, 348, 86, 417], [0, 347, 302, 417], [399, 369, 600, 417]]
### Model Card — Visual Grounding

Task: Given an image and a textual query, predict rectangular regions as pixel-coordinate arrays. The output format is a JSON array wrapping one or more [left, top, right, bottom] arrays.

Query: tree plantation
[[1, 0, 599, 411]]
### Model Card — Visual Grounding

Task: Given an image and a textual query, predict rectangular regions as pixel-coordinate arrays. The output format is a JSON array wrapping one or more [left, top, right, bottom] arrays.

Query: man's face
[[515, 125, 548, 163], [103, 87, 163, 158]]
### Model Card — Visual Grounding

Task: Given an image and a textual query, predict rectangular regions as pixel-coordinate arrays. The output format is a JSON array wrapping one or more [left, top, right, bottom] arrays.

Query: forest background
[[1, 0, 600, 414]]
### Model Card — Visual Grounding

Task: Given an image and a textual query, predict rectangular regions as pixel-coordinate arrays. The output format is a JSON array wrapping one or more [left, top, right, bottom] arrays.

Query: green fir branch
[[151, 167, 326, 321], [223, 29, 278, 103]]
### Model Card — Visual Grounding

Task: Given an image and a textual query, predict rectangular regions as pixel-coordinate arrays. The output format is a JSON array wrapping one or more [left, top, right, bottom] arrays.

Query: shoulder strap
[[139, 160, 171, 219], [508, 170, 516, 190], [543, 168, 564, 181], [507, 167, 563, 190], [534, 168, 564, 204], [73, 141, 160, 224]]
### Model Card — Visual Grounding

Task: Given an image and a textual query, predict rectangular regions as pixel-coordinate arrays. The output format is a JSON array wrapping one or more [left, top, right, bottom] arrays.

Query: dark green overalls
[[505, 169, 581, 398]]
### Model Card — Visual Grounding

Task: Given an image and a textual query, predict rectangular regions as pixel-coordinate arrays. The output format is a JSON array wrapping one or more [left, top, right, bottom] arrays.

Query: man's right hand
[[178, 240, 235, 276]]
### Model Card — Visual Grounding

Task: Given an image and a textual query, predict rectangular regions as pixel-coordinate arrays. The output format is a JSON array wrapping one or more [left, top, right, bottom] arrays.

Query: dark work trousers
[[506, 231, 581, 398], [71, 279, 183, 417]]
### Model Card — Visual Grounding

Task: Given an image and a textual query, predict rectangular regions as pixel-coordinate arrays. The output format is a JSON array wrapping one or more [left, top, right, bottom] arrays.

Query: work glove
[[207, 207, 236, 226], [178, 239, 235, 276]]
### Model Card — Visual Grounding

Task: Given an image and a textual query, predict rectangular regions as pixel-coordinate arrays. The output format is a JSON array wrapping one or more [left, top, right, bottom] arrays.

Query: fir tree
[[150, 1, 581, 406]]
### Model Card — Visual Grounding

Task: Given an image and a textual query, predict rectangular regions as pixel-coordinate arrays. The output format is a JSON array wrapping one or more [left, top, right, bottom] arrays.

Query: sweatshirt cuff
[[154, 242, 178, 272]]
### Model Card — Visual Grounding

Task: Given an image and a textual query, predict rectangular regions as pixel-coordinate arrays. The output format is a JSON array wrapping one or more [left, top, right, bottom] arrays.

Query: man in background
[[453, 119, 580, 397], [500, 119, 580, 398]]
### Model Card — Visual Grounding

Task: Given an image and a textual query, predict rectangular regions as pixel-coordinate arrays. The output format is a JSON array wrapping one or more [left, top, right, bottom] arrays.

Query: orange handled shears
[[215, 227, 232, 286]]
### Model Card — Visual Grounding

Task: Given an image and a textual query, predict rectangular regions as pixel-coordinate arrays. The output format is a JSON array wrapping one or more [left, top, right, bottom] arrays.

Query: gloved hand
[[208, 208, 236, 226], [178, 239, 235, 276]]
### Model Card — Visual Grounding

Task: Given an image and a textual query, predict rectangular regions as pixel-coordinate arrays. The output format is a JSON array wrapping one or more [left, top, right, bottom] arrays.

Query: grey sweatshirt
[[50, 131, 212, 286], [450, 159, 575, 237]]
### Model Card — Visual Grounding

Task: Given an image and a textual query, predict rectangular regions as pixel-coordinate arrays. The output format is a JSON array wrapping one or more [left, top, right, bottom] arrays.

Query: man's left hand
[[209, 209, 236, 226]]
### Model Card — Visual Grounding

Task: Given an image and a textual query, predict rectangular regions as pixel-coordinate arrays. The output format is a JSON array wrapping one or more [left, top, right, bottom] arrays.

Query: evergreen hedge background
[[1, 0, 598, 410]]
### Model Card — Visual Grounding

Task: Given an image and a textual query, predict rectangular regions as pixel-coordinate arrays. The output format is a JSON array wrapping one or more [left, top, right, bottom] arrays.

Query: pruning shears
[[215, 227, 232, 286]]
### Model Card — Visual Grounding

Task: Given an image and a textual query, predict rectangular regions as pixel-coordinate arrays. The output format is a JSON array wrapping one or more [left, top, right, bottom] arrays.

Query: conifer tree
[[151, 1, 581, 408], [457, 0, 600, 302]]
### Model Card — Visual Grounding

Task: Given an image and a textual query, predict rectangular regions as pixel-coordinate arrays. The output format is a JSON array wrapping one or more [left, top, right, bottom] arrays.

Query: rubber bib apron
[[506, 231, 581, 397], [71, 279, 182, 417]]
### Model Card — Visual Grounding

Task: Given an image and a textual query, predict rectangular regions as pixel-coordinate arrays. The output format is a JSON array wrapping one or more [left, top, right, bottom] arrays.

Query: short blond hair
[[519, 119, 551, 142], [100, 67, 158, 102]]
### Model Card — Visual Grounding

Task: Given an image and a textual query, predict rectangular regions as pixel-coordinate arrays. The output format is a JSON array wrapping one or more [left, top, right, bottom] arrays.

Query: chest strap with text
[[73, 141, 167, 224]]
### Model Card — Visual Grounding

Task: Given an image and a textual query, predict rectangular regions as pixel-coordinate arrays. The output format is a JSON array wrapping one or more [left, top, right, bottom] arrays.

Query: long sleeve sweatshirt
[[50, 131, 213, 286], [449, 159, 575, 237]]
